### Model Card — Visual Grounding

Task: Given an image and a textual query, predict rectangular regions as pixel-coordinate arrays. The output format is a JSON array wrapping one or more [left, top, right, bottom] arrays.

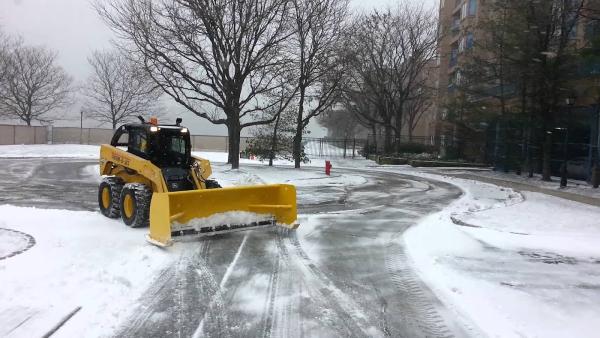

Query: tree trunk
[[371, 125, 378, 154], [384, 123, 393, 154], [227, 120, 241, 169], [293, 87, 306, 169], [542, 130, 552, 181], [394, 109, 403, 153]]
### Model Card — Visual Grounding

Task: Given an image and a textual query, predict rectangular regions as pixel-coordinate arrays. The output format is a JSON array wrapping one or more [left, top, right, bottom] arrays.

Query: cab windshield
[[151, 131, 190, 167]]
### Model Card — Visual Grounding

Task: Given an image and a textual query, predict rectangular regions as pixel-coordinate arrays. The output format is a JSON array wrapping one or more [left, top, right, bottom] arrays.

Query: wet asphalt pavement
[[0, 158, 468, 337]]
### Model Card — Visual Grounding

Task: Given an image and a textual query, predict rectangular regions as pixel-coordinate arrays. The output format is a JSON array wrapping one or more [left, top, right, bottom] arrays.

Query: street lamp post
[[560, 96, 576, 188], [80, 111, 84, 145]]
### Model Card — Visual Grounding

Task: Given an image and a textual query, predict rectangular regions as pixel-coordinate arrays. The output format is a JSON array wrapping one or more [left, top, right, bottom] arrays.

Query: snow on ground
[[180, 211, 273, 230], [193, 150, 374, 169], [0, 144, 100, 158], [209, 162, 367, 188], [0, 144, 370, 189], [0, 228, 33, 259], [0, 145, 373, 169], [0, 205, 176, 338], [0, 145, 373, 337], [402, 171, 600, 338], [449, 168, 600, 199]]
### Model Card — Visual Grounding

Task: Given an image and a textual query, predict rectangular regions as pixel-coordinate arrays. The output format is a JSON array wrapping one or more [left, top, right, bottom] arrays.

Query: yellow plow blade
[[147, 184, 298, 247]]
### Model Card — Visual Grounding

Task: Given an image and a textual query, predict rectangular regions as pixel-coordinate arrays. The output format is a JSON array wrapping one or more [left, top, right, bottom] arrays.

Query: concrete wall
[[0, 124, 47, 145], [0, 124, 251, 152]]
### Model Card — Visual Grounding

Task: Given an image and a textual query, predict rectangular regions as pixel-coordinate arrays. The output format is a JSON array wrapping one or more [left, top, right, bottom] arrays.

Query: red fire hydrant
[[325, 160, 332, 176]]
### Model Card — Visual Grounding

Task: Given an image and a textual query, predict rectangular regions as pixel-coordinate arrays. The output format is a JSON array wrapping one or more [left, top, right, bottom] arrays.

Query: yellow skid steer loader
[[98, 117, 298, 246]]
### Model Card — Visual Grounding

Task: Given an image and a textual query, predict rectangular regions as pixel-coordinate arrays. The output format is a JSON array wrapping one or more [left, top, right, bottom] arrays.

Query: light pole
[[80, 110, 84, 144], [560, 95, 576, 188]]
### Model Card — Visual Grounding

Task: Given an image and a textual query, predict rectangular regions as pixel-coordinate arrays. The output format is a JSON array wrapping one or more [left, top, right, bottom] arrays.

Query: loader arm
[[99, 144, 169, 193]]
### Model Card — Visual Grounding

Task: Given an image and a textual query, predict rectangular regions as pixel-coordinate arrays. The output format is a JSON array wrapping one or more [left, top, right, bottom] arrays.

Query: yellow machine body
[[99, 144, 298, 246]]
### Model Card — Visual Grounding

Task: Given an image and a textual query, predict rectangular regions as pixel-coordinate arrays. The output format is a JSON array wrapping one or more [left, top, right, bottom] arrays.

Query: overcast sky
[[0, 0, 437, 135]]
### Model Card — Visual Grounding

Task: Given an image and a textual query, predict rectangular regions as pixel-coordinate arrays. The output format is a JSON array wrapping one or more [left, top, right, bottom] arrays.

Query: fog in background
[[0, 0, 437, 136]]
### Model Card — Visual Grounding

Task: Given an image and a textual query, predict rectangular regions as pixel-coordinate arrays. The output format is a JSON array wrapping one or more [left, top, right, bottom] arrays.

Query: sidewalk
[[445, 172, 600, 207]]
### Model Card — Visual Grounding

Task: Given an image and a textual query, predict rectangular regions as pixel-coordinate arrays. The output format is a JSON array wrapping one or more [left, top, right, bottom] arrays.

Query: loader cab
[[110, 123, 193, 169]]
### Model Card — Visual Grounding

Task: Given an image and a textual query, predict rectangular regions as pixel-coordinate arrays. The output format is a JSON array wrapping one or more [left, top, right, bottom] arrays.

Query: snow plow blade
[[147, 184, 298, 246]]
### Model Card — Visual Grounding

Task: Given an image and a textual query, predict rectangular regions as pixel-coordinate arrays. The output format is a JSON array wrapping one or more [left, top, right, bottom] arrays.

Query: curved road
[[0, 159, 467, 337]]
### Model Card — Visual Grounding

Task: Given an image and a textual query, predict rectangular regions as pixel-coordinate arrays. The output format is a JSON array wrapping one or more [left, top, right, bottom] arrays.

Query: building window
[[466, 32, 474, 49], [461, 3, 468, 19], [452, 14, 461, 32], [450, 47, 458, 67], [468, 0, 477, 16]]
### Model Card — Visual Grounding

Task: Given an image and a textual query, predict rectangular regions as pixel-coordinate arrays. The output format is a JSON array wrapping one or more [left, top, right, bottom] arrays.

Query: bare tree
[[317, 107, 367, 139], [582, 0, 600, 21], [0, 30, 10, 84], [289, 0, 349, 168], [404, 84, 434, 141], [96, 0, 295, 169], [0, 44, 72, 125], [83, 50, 163, 129], [345, 5, 437, 154]]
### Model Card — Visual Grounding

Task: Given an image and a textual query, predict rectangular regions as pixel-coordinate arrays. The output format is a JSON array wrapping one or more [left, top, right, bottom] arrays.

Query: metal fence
[[0, 124, 368, 158], [302, 137, 367, 158]]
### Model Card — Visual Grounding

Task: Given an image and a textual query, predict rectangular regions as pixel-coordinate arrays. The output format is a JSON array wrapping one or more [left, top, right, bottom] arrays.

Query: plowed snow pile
[[178, 211, 273, 231]]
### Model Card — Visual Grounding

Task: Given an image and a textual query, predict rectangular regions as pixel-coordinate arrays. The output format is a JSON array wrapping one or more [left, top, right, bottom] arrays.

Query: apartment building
[[434, 0, 600, 174], [437, 0, 480, 99], [431, 0, 483, 160]]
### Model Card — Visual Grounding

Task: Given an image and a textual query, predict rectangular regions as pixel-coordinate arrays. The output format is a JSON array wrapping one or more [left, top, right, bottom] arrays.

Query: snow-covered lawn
[[0, 144, 100, 159], [210, 162, 367, 188], [404, 172, 600, 338], [0, 205, 176, 337], [449, 169, 600, 199], [0, 144, 373, 169]]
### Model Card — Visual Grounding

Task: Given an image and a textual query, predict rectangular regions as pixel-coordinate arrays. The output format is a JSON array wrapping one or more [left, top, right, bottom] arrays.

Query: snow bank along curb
[[447, 171, 600, 207], [403, 171, 600, 338]]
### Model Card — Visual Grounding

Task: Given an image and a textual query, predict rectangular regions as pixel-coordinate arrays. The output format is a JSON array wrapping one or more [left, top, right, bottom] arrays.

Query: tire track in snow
[[264, 228, 303, 338], [115, 240, 223, 338], [192, 233, 249, 338], [285, 231, 385, 338], [383, 243, 455, 338], [259, 230, 282, 338]]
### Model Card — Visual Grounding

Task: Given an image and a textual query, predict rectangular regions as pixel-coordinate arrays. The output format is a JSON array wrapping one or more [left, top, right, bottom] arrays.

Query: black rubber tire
[[98, 177, 124, 218], [120, 183, 152, 228], [205, 179, 222, 189]]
